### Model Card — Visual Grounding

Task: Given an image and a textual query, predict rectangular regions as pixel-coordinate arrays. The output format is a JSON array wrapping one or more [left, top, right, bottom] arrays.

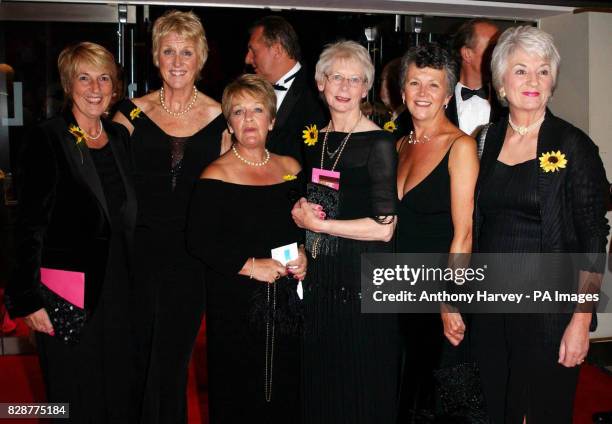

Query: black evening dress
[[116, 99, 226, 423], [302, 130, 401, 424], [396, 143, 452, 420], [472, 159, 578, 424], [186, 175, 303, 423]]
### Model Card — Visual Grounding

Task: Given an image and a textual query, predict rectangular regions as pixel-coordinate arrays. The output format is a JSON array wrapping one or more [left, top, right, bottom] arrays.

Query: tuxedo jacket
[[6, 109, 137, 317], [446, 84, 507, 132], [474, 110, 609, 332], [266, 67, 327, 164]]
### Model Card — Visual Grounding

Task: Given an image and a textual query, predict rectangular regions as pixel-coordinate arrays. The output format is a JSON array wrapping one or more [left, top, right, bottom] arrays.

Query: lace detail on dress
[[169, 136, 188, 191]]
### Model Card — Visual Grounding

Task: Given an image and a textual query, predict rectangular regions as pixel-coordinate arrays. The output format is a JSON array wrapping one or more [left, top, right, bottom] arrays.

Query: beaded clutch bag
[[305, 182, 339, 258], [38, 283, 87, 345]]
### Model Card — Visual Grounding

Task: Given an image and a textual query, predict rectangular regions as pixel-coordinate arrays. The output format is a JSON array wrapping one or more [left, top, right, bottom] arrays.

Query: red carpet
[[1, 319, 610, 424]]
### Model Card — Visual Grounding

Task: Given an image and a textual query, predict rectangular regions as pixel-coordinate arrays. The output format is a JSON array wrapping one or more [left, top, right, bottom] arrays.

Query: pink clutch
[[40, 267, 85, 309]]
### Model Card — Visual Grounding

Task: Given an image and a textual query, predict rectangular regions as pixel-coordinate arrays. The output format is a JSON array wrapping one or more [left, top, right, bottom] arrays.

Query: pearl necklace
[[407, 130, 431, 144], [159, 86, 198, 117], [509, 115, 545, 136], [232, 144, 270, 167], [84, 120, 103, 140]]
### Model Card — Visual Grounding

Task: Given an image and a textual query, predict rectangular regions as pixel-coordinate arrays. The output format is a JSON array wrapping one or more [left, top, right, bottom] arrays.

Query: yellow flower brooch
[[68, 124, 87, 145], [302, 124, 318, 146], [383, 120, 397, 133], [129, 107, 142, 121], [282, 174, 297, 181], [539, 150, 568, 173]]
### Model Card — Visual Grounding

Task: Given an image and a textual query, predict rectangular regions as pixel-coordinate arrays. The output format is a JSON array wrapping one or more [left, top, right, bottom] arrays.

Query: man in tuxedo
[[245, 16, 326, 164], [447, 19, 504, 154]]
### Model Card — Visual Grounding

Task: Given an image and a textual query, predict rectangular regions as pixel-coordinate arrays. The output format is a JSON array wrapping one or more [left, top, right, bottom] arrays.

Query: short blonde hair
[[57, 42, 119, 103], [221, 74, 277, 121], [151, 10, 208, 74], [315, 40, 374, 91], [491, 26, 560, 106]]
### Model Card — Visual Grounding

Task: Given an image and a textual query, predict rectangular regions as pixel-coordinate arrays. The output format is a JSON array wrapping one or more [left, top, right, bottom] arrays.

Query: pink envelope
[[40, 267, 85, 309]]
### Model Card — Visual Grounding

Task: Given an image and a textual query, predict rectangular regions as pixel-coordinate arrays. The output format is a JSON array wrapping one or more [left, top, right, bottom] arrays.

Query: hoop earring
[[444, 103, 448, 110]]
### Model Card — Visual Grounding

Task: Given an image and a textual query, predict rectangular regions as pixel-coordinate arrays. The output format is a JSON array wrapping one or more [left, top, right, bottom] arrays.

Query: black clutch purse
[[38, 283, 87, 345], [305, 182, 340, 258]]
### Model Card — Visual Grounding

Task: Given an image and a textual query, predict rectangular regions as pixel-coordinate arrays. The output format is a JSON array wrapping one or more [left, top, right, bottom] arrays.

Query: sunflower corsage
[[539, 150, 568, 173], [129, 107, 142, 121], [68, 124, 87, 145], [383, 120, 397, 133], [302, 124, 318, 146]]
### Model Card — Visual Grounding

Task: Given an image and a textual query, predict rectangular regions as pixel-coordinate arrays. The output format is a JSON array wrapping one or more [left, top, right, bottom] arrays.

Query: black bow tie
[[461, 86, 489, 101], [272, 70, 299, 92]]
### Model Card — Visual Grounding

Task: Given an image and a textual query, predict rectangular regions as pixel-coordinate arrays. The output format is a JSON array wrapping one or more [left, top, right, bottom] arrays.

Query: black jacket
[[6, 109, 137, 317], [474, 110, 609, 331], [266, 67, 327, 165]]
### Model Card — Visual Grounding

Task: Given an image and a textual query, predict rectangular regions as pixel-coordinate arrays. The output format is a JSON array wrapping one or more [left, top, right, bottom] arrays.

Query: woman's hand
[[286, 245, 307, 280], [441, 311, 465, 346], [291, 198, 325, 232], [558, 313, 591, 367], [24, 308, 54, 336], [250, 258, 288, 284]]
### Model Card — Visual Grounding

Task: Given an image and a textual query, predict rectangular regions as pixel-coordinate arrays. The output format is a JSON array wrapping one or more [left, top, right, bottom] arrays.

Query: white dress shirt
[[274, 62, 301, 111], [455, 82, 491, 136]]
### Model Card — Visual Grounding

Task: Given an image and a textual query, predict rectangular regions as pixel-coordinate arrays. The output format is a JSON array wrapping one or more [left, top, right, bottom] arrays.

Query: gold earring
[[499, 88, 506, 98]]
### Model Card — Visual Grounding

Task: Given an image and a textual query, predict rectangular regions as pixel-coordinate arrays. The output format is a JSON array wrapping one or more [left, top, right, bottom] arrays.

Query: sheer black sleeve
[[367, 132, 398, 224], [567, 129, 609, 271]]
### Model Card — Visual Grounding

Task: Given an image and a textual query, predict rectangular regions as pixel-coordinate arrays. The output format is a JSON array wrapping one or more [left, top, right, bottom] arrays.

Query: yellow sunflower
[[68, 124, 87, 145], [539, 150, 568, 173], [383, 120, 397, 133], [129, 107, 142, 121], [302, 124, 318, 146], [282, 174, 297, 181]]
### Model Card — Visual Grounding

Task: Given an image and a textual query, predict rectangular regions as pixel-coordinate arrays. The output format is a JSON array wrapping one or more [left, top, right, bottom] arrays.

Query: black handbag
[[305, 182, 339, 258], [38, 283, 87, 345]]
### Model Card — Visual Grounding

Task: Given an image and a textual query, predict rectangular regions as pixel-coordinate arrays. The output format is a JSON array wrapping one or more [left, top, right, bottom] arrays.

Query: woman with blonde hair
[[6, 42, 135, 423], [113, 9, 226, 423], [187, 73, 306, 423]]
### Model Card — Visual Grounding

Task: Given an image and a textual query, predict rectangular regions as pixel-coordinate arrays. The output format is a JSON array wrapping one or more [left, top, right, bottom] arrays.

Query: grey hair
[[315, 40, 374, 91], [491, 25, 560, 106], [399, 43, 457, 97]]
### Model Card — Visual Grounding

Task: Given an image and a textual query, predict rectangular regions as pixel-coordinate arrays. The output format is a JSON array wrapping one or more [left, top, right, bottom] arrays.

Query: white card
[[271, 242, 299, 266]]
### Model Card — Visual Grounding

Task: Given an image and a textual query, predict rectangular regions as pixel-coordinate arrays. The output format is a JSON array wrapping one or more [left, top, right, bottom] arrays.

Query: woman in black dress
[[6, 42, 135, 423], [113, 10, 226, 423], [186, 74, 306, 423], [473, 26, 608, 423], [395, 44, 479, 419], [291, 40, 400, 424]]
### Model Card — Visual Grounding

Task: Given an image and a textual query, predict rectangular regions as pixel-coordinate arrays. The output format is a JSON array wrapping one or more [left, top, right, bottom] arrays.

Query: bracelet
[[249, 257, 255, 279]]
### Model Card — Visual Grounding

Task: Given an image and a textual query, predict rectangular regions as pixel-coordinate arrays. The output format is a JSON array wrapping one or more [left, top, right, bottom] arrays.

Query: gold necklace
[[320, 113, 362, 170], [508, 115, 545, 136], [232, 144, 270, 167], [159, 86, 198, 117]]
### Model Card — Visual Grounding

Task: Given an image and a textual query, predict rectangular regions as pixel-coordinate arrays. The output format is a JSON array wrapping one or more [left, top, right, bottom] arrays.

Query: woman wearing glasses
[[291, 40, 401, 424]]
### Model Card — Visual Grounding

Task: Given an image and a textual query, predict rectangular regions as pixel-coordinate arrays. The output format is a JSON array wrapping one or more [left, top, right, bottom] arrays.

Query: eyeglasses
[[325, 73, 366, 87]]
